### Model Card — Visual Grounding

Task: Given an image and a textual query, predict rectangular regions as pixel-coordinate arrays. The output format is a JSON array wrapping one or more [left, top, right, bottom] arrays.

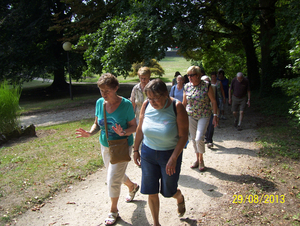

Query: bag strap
[[103, 102, 109, 141], [170, 86, 175, 97]]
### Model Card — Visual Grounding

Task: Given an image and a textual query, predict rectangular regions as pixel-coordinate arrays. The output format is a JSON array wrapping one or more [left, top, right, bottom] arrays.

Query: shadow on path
[[206, 168, 277, 192], [179, 174, 223, 197], [209, 143, 258, 157]]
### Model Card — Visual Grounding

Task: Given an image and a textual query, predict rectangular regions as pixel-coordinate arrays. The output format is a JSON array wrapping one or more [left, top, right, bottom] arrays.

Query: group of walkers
[[75, 66, 250, 226]]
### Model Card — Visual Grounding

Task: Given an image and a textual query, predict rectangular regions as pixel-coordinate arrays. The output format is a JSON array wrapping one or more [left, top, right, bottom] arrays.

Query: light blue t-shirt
[[170, 85, 184, 102], [142, 100, 178, 150], [95, 97, 135, 147]]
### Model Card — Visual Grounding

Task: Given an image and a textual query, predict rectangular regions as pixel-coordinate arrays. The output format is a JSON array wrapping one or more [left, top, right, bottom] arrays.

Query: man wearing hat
[[228, 72, 250, 131]]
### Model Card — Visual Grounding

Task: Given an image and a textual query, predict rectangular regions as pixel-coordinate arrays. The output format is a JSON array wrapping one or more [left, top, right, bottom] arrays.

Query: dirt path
[[15, 104, 269, 226]]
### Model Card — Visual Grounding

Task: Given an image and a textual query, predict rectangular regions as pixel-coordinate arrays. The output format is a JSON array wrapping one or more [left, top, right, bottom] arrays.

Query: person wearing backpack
[[170, 75, 185, 102], [133, 79, 188, 226]]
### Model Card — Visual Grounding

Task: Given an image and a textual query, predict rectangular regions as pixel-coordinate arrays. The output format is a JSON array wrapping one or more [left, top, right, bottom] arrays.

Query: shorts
[[140, 143, 182, 197], [231, 95, 247, 112]]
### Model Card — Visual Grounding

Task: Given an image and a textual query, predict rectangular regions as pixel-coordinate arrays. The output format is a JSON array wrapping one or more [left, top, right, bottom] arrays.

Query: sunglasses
[[188, 73, 197, 77]]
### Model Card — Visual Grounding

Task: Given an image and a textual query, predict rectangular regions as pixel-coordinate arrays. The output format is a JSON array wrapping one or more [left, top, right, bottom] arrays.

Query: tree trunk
[[51, 66, 69, 91], [241, 26, 260, 90], [259, 0, 278, 96]]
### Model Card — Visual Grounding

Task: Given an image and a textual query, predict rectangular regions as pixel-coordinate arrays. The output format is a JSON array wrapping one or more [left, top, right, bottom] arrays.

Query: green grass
[[19, 93, 99, 113], [251, 91, 300, 159], [0, 119, 102, 222], [158, 56, 192, 77]]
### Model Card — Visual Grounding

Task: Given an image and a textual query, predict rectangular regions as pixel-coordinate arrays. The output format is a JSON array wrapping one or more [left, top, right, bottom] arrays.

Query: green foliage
[[185, 38, 247, 79], [287, 40, 300, 74], [130, 59, 165, 77], [0, 81, 21, 135], [253, 89, 300, 160], [272, 77, 300, 125], [78, 15, 169, 77]]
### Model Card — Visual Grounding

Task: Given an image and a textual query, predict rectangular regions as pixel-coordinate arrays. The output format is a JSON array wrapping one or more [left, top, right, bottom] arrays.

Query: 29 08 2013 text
[[232, 194, 285, 204]]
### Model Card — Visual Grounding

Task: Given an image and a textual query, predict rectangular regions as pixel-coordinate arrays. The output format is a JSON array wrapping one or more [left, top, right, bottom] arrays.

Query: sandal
[[105, 212, 119, 225], [199, 161, 206, 172], [125, 184, 139, 202], [177, 195, 186, 217], [190, 161, 199, 169]]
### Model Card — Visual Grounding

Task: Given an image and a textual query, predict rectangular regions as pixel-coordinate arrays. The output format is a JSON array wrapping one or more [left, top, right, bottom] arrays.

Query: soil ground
[[9, 84, 300, 225]]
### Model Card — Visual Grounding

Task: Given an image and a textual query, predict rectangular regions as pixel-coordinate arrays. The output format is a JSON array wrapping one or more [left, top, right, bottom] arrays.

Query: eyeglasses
[[148, 96, 161, 102], [188, 73, 197, 77], [99, 89, 112, 94]]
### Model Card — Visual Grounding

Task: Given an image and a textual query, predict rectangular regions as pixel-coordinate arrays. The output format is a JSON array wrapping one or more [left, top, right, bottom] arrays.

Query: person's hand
[[166, 158, 177, 176], [247, 100, 250, 107], [75, 128, 90, 138], [228, 98, 232, 105], [223, 98, 226, 104], [212, 116, 218, 127], [112, 124, 126, 136], [133, 151, 141, 166]]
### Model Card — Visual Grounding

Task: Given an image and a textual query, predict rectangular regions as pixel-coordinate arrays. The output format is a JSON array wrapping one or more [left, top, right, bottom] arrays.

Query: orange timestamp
[[232, 194, 285, 204]]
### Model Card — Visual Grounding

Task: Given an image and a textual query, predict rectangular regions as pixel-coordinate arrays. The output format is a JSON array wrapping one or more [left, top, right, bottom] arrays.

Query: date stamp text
[[232, 194, 285, 204]]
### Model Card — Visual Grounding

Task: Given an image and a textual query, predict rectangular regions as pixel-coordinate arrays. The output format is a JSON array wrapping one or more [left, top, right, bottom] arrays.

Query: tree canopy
[[1, 0, 300, 95]]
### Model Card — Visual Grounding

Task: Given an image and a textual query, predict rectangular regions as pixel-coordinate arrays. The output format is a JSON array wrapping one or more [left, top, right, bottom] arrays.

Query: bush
[[130, 59, 165, 77], [0, 81, 21, 135]]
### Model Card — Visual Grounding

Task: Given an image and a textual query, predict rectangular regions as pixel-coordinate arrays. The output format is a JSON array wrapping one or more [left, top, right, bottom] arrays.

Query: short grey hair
[[237, 72, 243, 77]]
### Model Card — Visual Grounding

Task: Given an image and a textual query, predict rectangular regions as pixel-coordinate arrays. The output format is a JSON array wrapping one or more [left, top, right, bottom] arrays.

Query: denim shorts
[[140, 143, 182, 197]]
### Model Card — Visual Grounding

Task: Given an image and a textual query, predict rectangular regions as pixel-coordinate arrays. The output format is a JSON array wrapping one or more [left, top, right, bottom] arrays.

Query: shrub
[[0, 81, 21, 135], [130, 59, 165, 77]]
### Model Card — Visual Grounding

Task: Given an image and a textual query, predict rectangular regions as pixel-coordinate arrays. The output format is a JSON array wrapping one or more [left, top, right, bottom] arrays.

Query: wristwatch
[[122, 130, 127, 135]]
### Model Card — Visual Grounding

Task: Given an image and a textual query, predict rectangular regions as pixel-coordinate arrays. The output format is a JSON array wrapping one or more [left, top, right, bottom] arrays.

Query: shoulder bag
[[103, 103, 131, 164]]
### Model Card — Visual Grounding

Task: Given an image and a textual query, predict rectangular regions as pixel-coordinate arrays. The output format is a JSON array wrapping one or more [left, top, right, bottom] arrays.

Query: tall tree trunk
[[51, 67, 69, 90], [259, 0, 278, 96], [241, 26, 260, 90], [50, 40, 69, 91]]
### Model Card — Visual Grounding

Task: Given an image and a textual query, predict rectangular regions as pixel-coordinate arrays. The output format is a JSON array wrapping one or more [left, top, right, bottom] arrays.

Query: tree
[[78, 0, 262, 88], [78, 15, 172, 77], [2, 0, 298, 95], [0, 0, 86, 90]]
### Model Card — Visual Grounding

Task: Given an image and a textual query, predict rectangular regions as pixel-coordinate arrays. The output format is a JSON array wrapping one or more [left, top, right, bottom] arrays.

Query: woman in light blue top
[[133, 79, 188, 226], [170, 75, 184, 102]]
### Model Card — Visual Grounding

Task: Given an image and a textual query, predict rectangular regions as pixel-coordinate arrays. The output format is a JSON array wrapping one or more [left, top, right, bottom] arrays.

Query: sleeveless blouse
[[184, 81, 212, 119], [142, 99, 178, 150]]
